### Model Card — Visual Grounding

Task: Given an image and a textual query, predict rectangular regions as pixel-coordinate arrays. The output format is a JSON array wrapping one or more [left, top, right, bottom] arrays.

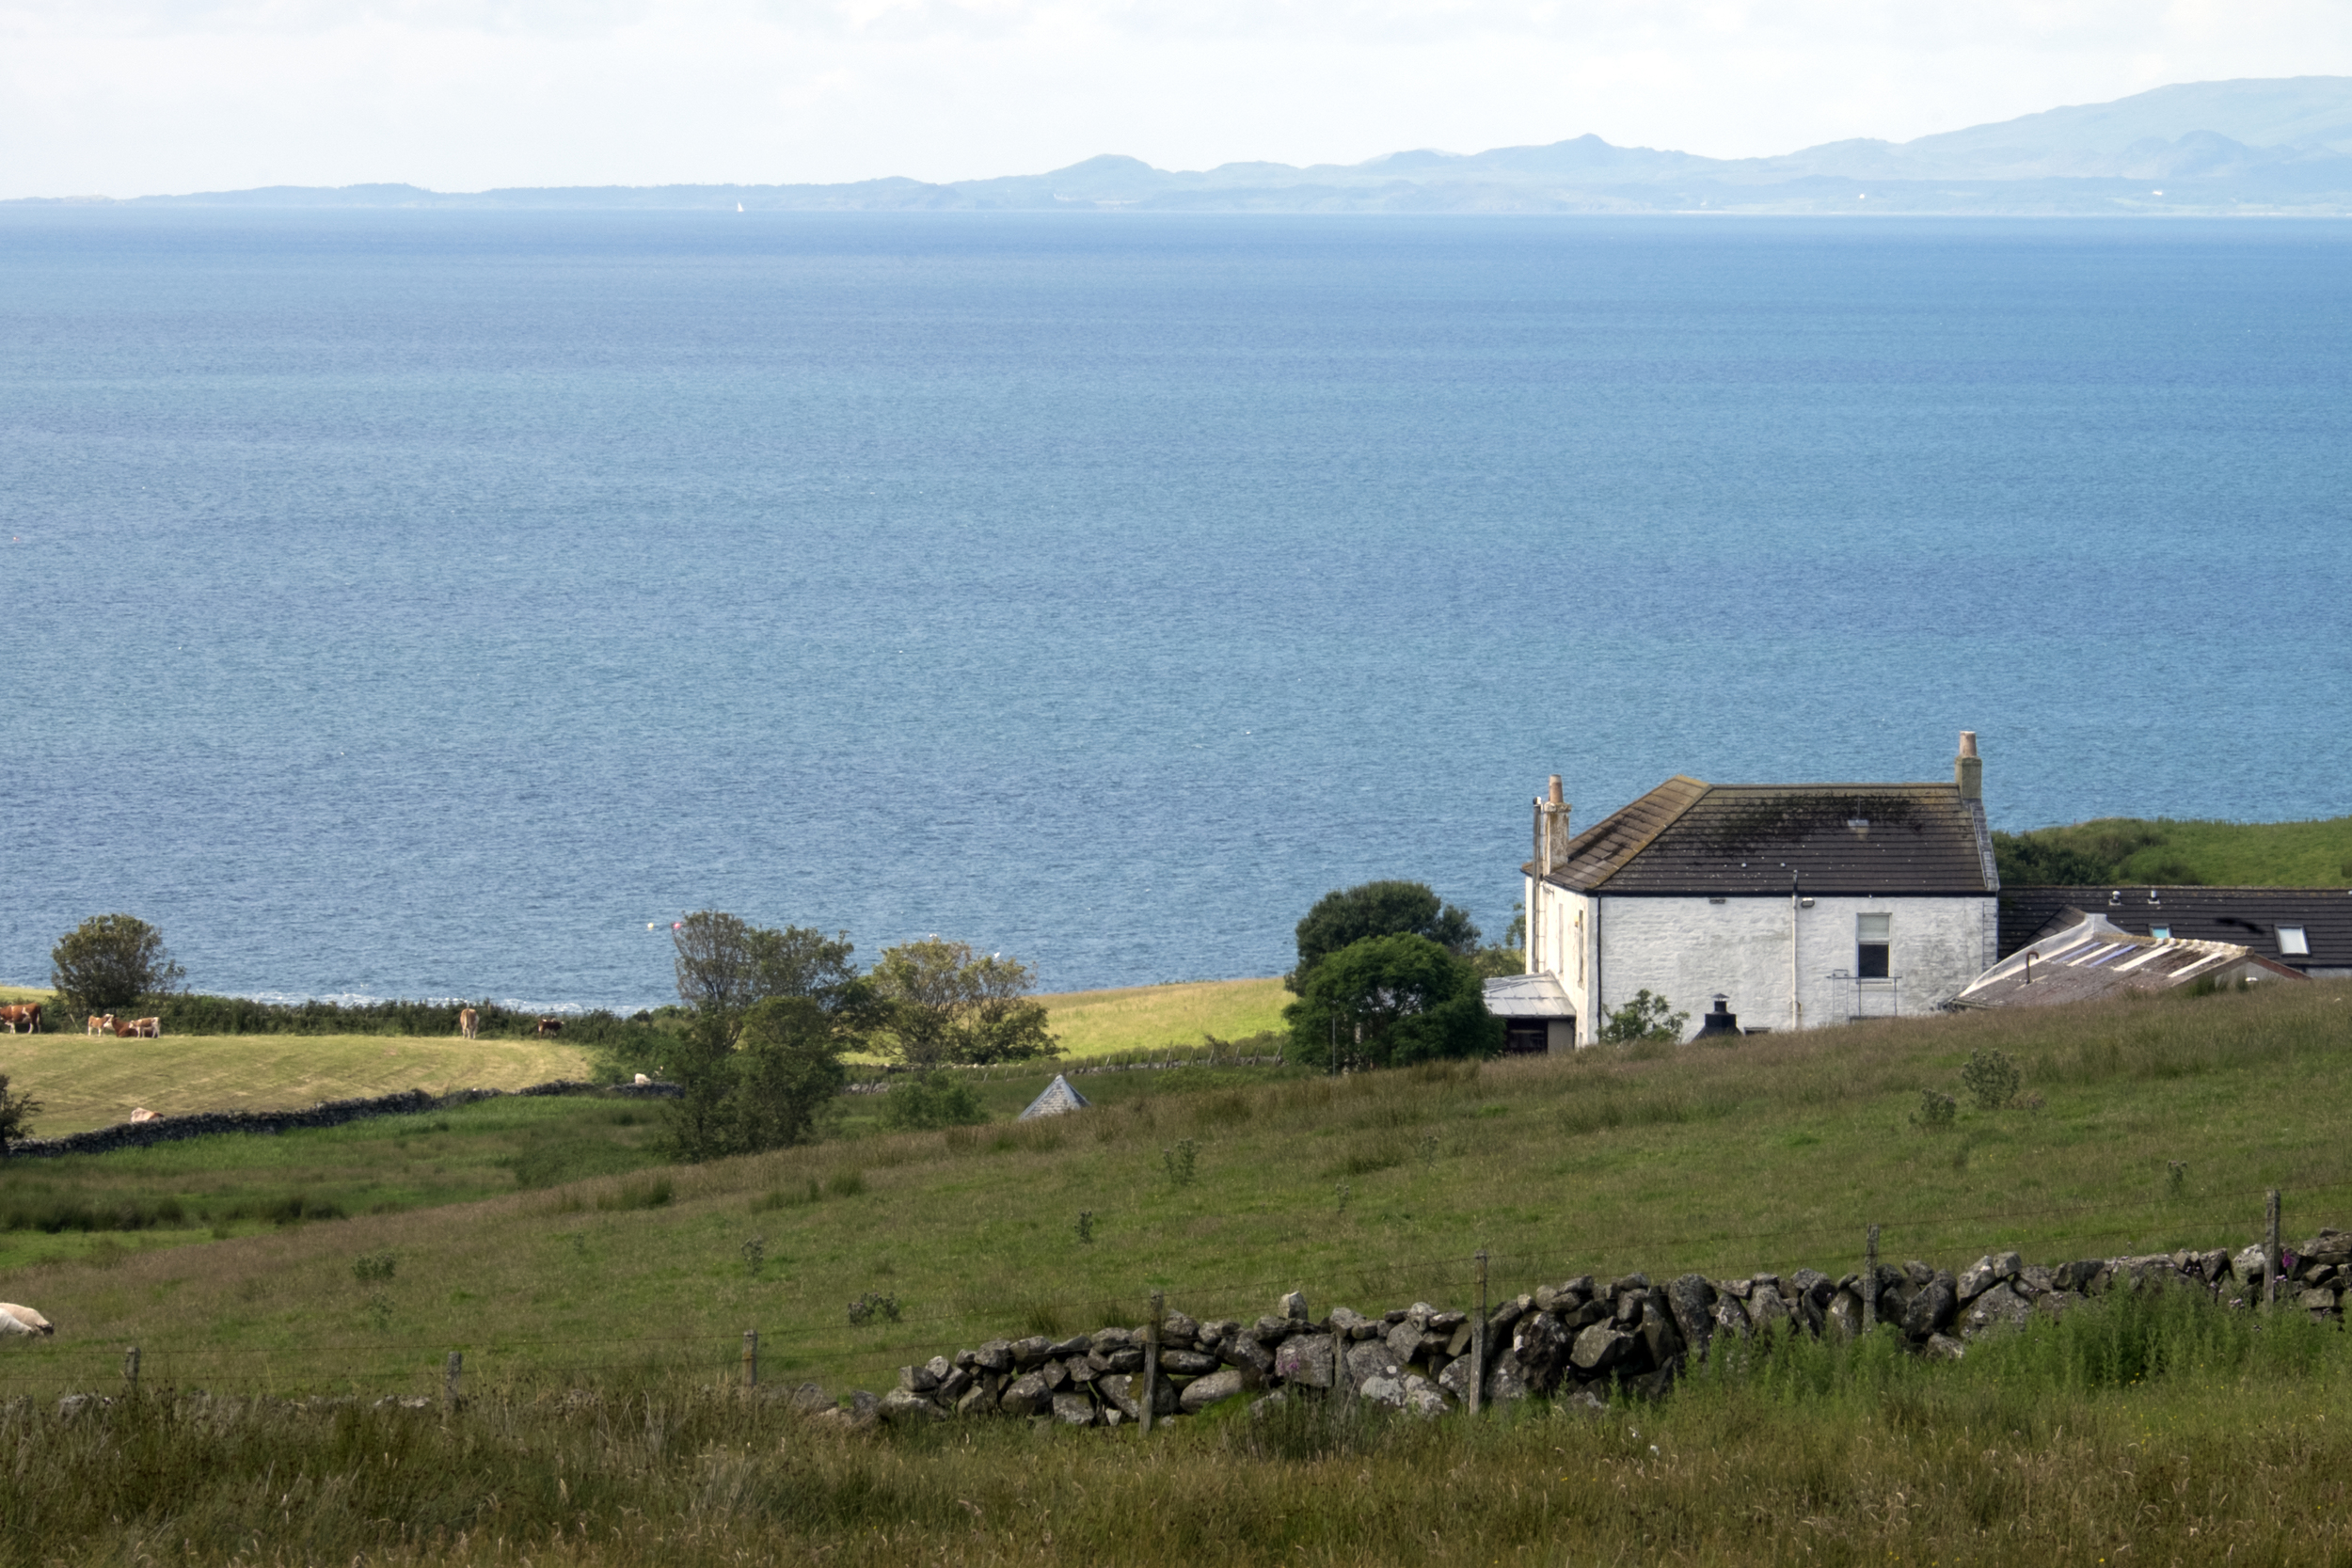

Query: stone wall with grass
[[5, 1080, 680, 1161], [824, 1226, 2352, 1432]]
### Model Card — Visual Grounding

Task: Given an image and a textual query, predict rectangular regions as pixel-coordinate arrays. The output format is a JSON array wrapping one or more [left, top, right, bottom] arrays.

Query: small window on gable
[[1856, 912, 1891, 979], [2280, 927, 2311, 957]]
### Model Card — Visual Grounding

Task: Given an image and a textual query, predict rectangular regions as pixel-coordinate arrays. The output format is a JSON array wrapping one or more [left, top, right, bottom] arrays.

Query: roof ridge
[[1586, 774, 1711, 892]]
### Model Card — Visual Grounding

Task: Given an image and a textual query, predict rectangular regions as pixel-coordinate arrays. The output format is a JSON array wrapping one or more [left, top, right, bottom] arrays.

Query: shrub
[[351, 1251, 397, 1282], [1961, 1048, 2022, 1111], [879, 1073, 988, 1132], [846, 1291, 900, 1326], [1600, 990, 1689, 1045], [1163, 1137, 1199, 1187], [1911, 1089, 1957, 1131]]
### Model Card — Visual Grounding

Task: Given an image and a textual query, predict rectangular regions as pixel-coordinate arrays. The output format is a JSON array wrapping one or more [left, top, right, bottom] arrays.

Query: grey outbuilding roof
[[1482, 973, 1575, 1019], [1999, 886, 2352, 975], [1018, 1074, 1091, 1120], [1956, 911, 2305, 1009]]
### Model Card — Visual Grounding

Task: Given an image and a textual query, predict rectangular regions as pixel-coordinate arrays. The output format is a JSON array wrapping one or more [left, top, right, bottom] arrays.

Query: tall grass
[[7, 1291, 2352, 1565]]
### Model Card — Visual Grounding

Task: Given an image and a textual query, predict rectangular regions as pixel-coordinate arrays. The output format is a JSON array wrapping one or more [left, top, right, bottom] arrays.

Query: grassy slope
[[1041, 975, 1288, 1057], [2000, 814, 2352, 885], [2, 978, 2349, 1405], [0, 1029, 592, 1136], [0, 1096, 671, 1271]]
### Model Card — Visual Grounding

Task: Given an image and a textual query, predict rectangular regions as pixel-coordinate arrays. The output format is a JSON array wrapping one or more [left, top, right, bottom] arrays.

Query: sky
[[3, 1, 2351, 199]]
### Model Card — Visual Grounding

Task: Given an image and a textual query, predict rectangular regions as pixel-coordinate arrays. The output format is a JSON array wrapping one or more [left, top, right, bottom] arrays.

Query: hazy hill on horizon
[[21, 74, 2352, 215]]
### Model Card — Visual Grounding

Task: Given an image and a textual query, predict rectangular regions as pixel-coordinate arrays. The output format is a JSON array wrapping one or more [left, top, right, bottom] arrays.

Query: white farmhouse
[[1503, 733, 2000, 1046]]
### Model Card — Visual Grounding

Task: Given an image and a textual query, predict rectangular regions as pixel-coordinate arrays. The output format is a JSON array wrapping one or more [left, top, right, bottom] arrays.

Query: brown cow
[[87, 1014, 116, 1037], [535, 1016, 564, 1037], [129, 1108, 158, 1124], [0, 1003, 39, 1034], [458, 1007, 479, 1040]]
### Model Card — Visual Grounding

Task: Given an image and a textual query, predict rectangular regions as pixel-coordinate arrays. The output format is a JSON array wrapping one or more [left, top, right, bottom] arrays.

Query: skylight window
[[2151, 926, 2170, 940], [2279, 927, 2310, 957]]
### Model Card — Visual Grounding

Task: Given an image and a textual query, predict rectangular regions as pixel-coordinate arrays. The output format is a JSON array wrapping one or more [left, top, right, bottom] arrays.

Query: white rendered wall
[[1528, 883, 1995, 1043]]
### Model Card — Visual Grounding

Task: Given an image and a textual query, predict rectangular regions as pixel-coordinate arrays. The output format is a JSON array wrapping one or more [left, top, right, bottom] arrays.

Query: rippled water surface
[[4, 212, 2347, 1006]]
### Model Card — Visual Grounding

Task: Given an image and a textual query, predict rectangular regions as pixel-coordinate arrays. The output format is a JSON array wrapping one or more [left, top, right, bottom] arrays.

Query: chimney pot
[[1954, 731, 1983, 800], [1548, 775, 1564, 806]]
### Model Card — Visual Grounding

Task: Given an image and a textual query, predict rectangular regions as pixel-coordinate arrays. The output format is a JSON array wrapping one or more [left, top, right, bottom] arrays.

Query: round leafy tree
[[50, 914, 184, 1018]]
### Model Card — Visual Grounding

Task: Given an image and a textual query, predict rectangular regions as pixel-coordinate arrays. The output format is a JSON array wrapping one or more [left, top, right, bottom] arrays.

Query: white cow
[[129, 1108, 158, 1123], [0, 1304, 55, 1338]]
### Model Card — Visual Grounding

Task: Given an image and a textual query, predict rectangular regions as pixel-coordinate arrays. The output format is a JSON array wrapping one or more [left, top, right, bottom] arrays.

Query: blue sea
[[3, 212, 2348, 1009]]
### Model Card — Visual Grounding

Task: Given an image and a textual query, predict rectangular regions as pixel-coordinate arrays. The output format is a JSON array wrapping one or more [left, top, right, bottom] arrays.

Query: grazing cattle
[[535, 1016, 564, 1037], [129, 1018, 161, 1038], [458, 1007, 479, 1040], [87, 1014, 115, 1037], [0, 1304, 55, 1338], [129, 1108, 158, 1123], [0, 1004, 40, 1034]]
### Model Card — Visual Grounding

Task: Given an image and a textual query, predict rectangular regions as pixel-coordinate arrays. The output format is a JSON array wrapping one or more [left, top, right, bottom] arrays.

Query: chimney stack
[[1955, 730, 1981, 800]]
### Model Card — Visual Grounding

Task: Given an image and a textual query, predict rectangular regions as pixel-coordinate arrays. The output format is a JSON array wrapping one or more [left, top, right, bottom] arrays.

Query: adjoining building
[[1518, 733, 2001, 1045], [1998, 886, 2352, 979], [1955, 910, 2305, 1009]]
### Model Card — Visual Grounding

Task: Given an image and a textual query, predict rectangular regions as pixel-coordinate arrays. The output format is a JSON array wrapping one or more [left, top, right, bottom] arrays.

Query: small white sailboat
[[736, 202, 744, 213]]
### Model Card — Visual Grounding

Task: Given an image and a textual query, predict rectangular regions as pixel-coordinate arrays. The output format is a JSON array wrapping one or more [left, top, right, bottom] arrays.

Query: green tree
[[1284, 933, 1501, 1071], [866, 939, 1059, 1069], [1288, 881, 1480, 994], [50, 914, 184, 1018], [1598, 990, 1689, 1045], [0, 1073, 40, 1156], [667, 912, 866, 1161]]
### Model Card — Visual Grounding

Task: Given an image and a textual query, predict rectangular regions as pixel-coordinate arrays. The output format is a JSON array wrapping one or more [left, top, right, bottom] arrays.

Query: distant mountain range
[[23, 76, 2352, 215]]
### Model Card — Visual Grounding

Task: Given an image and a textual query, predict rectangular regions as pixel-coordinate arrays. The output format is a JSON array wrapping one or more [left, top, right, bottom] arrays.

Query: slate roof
[[1956, 911, 2305, 1010], [1530, 777, 1996, 896], [1018, 1074, 1091, 1120], [1998, 887, 2352, 974]]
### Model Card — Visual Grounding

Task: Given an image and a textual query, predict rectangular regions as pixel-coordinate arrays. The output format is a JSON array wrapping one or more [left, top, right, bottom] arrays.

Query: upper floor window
[[1856, 912, 1891, 979]]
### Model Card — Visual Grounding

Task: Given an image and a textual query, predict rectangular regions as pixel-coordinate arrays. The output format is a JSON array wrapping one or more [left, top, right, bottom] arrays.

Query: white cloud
[[0, 0, 2346, 197]]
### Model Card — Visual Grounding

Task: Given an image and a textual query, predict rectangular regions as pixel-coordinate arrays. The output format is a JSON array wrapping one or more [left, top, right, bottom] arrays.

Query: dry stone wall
[[823, 1226, 2352, 1431], [6, 1079, 680, 1161]]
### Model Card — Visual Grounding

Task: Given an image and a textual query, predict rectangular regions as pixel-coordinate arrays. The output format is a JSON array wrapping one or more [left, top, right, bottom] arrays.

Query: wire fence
[[1, 1176, 2338, 1404]]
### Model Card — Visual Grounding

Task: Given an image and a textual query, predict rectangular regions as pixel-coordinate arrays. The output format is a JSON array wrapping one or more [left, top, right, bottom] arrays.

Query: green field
[[1995, 813, 2352, 886], [7, 979, 2352, 1562], [2, 977, 2347, 1399], [1040, 974, 1289, 1057], [0, 1026, 593, 1137]]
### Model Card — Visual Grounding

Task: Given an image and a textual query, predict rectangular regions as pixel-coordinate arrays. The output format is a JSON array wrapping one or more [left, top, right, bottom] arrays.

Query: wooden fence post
[[1470, 1250, 1487, 1418], [444, 1351, 464, 1411], [742, 1330, 759, 1390], [1862, 1225, 1881, 1334], [1141, 1290, 1164, 1433], [2266, 1189, 2282, 1313], [122, 1345, 139, 1399]]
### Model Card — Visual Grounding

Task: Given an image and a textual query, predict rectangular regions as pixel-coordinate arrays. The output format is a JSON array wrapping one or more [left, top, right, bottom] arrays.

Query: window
[[2151, 926, 2170, 941], [2280, 927, 2311, 957], [1856, 912, 1891, 979]]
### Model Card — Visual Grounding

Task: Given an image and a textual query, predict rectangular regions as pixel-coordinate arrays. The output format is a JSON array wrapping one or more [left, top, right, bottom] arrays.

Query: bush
[[1961, 1048, 2022, 1111], [878, 1073, 988, 1132], [50, 914, 184, 1018], [1599, 990, 1690, 1045], [1911, 1089, 1957, 1131]]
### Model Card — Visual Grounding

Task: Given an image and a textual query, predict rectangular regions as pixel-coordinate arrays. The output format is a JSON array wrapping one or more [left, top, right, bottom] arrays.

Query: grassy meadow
[[1, 977, 2347, 1406], [11, 1300, 2352, 1567], [1996, 813, 2352, 886], [0, 1027, 592, 1137], [5, 981, 2352, 1561], [1038, 975, 1289, 1059]]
